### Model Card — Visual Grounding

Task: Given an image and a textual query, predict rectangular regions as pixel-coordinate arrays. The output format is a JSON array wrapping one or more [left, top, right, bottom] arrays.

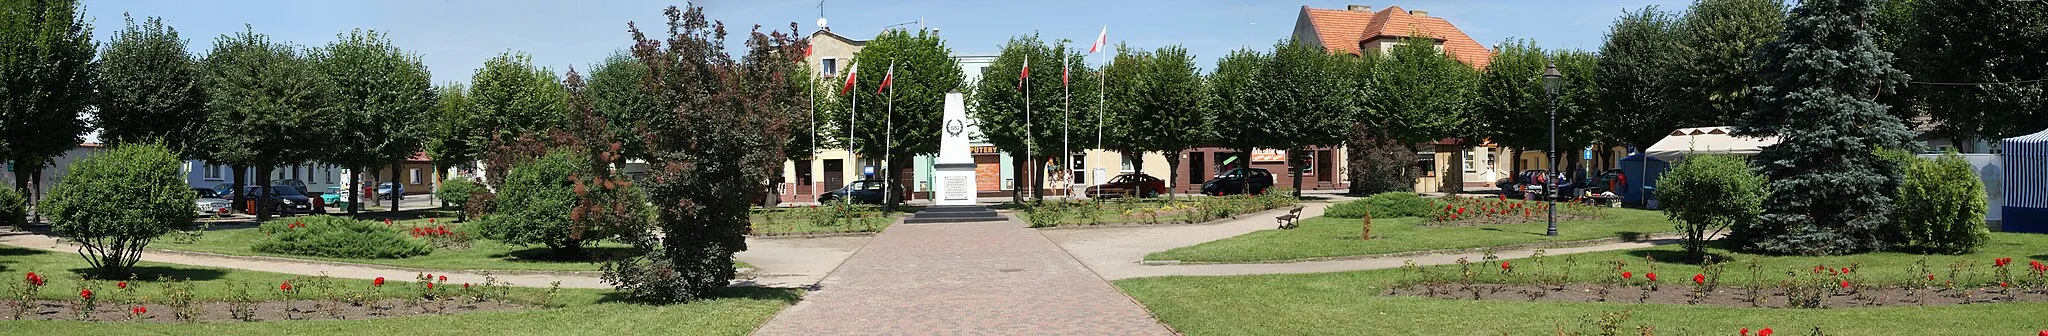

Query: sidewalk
[[753, 217, 1173, 335]]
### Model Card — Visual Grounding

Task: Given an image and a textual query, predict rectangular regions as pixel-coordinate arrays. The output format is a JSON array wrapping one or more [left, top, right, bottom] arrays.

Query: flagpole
[[1095, 30, 1106, 200], [1063, 54, 1071, 199], [1024, 55, 1033, 201], [884, 61, 895, 209], [848, 65, 858, 190]]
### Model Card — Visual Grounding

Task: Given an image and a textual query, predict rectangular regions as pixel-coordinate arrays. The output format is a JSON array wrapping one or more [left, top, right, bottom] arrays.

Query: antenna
[[816, 1, 828, 29]]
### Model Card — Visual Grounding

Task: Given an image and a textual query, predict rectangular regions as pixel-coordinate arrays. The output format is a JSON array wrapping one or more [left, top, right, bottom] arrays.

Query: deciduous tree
[[1905, 0, 2047, 145], [199, 27, 336, 221], [95, 14, 207, 158], [1594, 6, 1686, 152], [823, 28, 961, 210], [469, 52, 566, 189], [1369, 38, 1478, 192], [1246, 40, 1354, 197], [1117, 45, 1210, 197], [40, 143, 193, 277], [968, 35, 1096, 202], [1670, 0, 1786, 127], [314, 29, 433, 214], [0, 0, 95, 205]]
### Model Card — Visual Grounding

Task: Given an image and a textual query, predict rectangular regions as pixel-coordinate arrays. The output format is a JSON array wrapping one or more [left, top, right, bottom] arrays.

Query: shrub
[[39, 143, 195, 277], [435, 177, 482, 221], [0, 187, 26, 230], [250, 215, 431, 259], [1655, 154, 1768, 263], [1328, 192, 1436, 219], [488, 150, 631, 257], [1888, 153, 1989, 254]]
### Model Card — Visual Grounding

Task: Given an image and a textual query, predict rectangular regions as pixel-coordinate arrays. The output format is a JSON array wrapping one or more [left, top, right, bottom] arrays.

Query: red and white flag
[[803, 43, 813, 58], [1088, 26, 1108, 53], [1061, 56, 1070, 87], [875, 62, 895, 94], [1016, 56, 1030, 90], [841, 61, 859, 94]]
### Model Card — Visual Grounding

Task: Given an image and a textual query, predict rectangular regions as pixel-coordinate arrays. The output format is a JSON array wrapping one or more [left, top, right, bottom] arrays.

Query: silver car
[[195, 196, 232, 214]]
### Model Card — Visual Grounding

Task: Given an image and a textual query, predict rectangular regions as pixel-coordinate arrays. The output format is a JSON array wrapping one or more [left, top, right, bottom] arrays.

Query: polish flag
[[1088, 26, 1108, 53], [1015, 56, 1029, 90], [1061, 57, 1070, 87], [875, 63, 895, 94], [841, 61, 859, 94]]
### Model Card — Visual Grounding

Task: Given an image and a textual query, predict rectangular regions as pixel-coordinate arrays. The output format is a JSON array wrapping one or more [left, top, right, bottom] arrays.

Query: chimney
[[1409, 10, 1429, 17], [1346, 5, 1371, 12]]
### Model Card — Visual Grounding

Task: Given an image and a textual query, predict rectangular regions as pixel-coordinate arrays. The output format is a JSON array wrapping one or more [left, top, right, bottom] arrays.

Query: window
[[325, 166, 334, 184], [1071, 154, 1087, 184], [822, 58, 837, 77], [203, 162, 223, 180], [1416, 152, 1437, 177], [1120, 155, 1134, 172], [1485, 153, 1497, 172], [1463, 150, 1477, 172], [409, 169, 422, 184]]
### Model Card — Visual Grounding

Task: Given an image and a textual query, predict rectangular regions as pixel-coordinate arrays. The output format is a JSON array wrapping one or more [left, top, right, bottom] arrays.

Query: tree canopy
[[198, 27, 336, 220], [95, 14, 208, 158], [1594, 6, 1686, 150], [0, 0, 96, 194]]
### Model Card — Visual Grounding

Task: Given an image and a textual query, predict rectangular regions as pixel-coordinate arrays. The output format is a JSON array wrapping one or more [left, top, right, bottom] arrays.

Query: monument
[[931, 91, 978, 206]]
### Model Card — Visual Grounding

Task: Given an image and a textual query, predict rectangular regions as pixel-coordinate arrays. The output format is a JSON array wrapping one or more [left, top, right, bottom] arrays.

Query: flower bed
[[1025, 192, 1297, 228], [748, 202, 895, 236], [1426, 195, 1607, 226], [6, 271, 557, 323], [1386, 254, 2048, 309]]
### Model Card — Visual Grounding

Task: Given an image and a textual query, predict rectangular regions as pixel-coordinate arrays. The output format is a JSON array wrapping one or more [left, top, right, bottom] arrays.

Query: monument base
[[933, 163, 977, 206]]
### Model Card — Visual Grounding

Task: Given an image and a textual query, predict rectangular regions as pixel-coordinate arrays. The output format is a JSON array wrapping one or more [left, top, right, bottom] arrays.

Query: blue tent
[[1618, 152, 1669, 208], [2003, 129, 2048, 233]]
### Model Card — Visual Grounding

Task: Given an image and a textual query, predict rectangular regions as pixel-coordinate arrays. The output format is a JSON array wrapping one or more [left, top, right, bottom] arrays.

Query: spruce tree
[[1732, 0, 1915, 255]]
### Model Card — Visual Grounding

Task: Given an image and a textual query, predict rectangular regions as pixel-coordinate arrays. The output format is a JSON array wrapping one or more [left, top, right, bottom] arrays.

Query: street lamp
[[1541, 63, 1563, 237]]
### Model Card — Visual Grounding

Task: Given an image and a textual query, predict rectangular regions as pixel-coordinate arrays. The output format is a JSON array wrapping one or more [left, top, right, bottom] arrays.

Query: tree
[[1549, 49, 1605, 174], [0, 0, 95, 206], [484, 150, 608, 257], [39, 143, 194, 277], [1098, 43, 1150, 173], [1245, 40, 1354, 197], [600, 5, 807, 302], [469, 52, 566, 189], [822, 28, 960, 210], [1732, 0, 1917, 255], [1370, 38, 1479, 191], [314, 29, 433, 214], [586, 53, 660, 161], [1121, 45, 1210, 197], [1595, 6, 1687, 152], [1669, 0, 1786, 128], [1471, 39, 1550, 174], [967, 35, 1096, 202], [1204, 48, 1263, 193], [1654, 154, 1767, 263], [1888, 152, 1990, 254], [199, 27, 336, 221], [424, 83, 483, 187], [1906, 0, 2048, 145], [95, 14, 207, 157]]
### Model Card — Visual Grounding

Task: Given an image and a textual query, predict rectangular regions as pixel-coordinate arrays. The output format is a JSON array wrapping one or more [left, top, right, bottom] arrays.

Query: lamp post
[[1542, 63, 1563, 237]]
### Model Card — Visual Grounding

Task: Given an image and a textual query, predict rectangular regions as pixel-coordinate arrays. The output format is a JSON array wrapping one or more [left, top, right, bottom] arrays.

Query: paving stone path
[[752, 218, 1175, 335]]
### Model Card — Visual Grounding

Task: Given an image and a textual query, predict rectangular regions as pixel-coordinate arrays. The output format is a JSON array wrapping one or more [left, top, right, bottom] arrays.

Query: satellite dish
[[817, 18, 829, 29]]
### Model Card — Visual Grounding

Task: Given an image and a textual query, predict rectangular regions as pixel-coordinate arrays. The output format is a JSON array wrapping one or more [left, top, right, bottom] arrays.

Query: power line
[[1908, 78, 2048, 86]]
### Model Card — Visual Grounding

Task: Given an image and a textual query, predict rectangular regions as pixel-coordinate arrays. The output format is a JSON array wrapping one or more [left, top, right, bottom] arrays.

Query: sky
[[80, 0, 1692, 85]]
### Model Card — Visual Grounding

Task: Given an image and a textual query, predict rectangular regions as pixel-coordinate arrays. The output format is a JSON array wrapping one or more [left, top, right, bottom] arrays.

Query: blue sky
[[81, 0, 1690, 85]]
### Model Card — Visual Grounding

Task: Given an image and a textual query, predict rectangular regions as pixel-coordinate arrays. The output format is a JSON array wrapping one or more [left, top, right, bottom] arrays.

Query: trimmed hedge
[[0, 187, 25, 230], [251, 215, 432, 259], [1326, 192, 1437, 219]]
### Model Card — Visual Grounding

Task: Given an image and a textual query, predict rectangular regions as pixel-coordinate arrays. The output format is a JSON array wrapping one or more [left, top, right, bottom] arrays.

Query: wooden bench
[[1275, 206, 1305, 229]]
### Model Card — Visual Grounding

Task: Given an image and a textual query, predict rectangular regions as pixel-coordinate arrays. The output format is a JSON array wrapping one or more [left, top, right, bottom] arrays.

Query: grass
[[747, 207, 901, 236], [1115, 233, 2048, 335], [156, 219, 636, 272], [0, 245, 794, 335], [1144, 208, 1678, 263]]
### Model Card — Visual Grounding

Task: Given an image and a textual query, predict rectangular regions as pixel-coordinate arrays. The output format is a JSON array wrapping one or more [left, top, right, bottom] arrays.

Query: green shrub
[[0, 187, 26, 230], [488, 150, 637, 257], [436, 177, 482, 221], [250, 215, 432, 259], [1327, 192, 1436, 219], [1888, 153, 1989, 254], [39, 143, 195, 277], [1655, 154, 1768, 263]]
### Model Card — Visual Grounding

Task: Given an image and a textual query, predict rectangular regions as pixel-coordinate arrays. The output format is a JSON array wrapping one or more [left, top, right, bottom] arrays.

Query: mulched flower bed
[[9, 298, 527, 322], [1384, 283, 2048, 308], [1426, 196, 1607, 227]]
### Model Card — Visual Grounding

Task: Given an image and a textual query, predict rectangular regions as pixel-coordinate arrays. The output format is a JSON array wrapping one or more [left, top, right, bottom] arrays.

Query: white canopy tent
[[1644, 126, 1782, 161]]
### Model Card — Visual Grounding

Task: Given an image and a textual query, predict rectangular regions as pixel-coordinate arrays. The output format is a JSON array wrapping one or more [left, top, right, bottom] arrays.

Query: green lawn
[[1145, 208, 1678, 263], [0, 245, 793, 335], [748, 208, 901, 236], [1116, 233, 2048, 335], [157, 219, 628, 272]]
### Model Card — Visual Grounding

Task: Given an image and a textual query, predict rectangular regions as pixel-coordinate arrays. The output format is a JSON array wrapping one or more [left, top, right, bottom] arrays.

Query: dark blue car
[[818, 180, 908, 204]]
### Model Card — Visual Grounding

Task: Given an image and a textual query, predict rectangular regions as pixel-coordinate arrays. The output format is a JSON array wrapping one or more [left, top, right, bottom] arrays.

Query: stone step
[[901, 215, 1009, 224], [910, 210, 1000, 219], [916, 205, 995, 213]]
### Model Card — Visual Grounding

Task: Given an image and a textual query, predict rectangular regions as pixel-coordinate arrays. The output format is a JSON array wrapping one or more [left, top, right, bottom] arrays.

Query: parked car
[[239, 185, 317, 216], [1583, 169, 1626, 195], [321, 186, 344, 205], [1086, 173, 1167, 198], [1497, 170, 1552, 199], [817, 179, 908, 204], [271, 179, 308, 194], [1200, 168, 1275, 196], [193, 190, 232, 214], [377, 182, 404, 200]]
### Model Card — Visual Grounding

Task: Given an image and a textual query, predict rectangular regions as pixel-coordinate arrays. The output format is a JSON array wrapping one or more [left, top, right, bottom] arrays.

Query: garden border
[[1018, 200, 1339, 230], [1154, 231, 1685, 265], [143, 248, 617, 276]]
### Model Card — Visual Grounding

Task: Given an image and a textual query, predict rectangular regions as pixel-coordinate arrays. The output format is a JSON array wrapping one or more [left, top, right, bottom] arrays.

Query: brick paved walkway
[[752, 219, 1174, 335]]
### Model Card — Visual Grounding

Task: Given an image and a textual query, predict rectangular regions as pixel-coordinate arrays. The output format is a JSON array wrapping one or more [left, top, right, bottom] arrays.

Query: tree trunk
[[29, 167, 44, 224], [391, 161, 403, 213], [231, 166, 248, 216], [13, 165, 32, 220], [347, 169, 361, 215], [1010, 150, 1024, 204], [1031, 155, 1047, 203], [1165, 150, 1183, 200], [1290, 148, 1305, 198], [883, 155, 905, 212], [256, 166, 273, 221]]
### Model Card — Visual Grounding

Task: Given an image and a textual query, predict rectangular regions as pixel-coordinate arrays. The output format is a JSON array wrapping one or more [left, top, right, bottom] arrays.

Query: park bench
[[1275, 206, 1305, 229]]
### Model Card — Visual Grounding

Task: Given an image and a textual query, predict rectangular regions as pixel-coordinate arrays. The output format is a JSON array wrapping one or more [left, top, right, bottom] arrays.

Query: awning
[[1644, 126, 1781, 161]]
